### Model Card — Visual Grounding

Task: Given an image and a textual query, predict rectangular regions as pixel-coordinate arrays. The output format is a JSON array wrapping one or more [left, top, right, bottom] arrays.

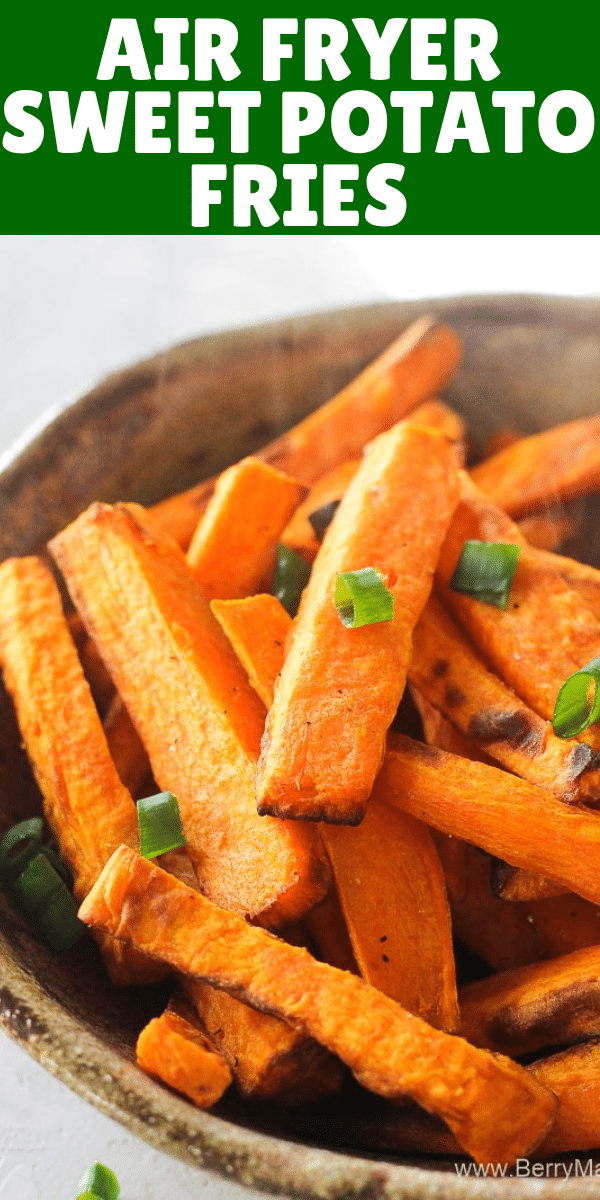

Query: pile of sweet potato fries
[[4, 315, 600, 1166]]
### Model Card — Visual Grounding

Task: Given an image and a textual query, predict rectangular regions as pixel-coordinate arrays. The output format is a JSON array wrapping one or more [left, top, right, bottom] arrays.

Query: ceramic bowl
[[1, 295, 600, 1199]]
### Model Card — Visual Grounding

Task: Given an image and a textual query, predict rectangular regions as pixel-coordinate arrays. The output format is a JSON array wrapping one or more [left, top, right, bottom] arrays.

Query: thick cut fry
[[103, 695, 151, 798], [281, 399, 465, 564], [471, 410, 600, 517], [460, 945, 600, 1057], [257, 423, 460, 824], [50, 503, 329, 929], [532, 1041, 600, 1155], [0, 556, 165, 986], [183, 979, 344, 1103], [410, 595, 597, 801], [212, 593, 457, 1027], [322, 798, 459, 1032], [187, 457, 306, 599], [437, 473, 600, 771], [136, 1003, 233, 1107], [149, 318, 462, 548], [210, 594, 290, 710], [80, 846, 557, 1166], [376, 733, 600, 907]]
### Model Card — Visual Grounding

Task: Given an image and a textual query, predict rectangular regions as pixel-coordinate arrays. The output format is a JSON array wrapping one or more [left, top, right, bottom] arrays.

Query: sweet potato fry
[[471, 410, 600, 517], [186, 457, 306, 599], [376, 733, 600, 907], [517, 512, 576, 551], [460, 945, 600, 1056], [447, 842, 600, 972], [136, 1000, 233, 1107], [530, 546, 600, 624], [281, 399, 465, 564], [183, 979, 344, 1103], [0, 556, 165, 985], [410, 595, 597, 801], [149, 318, 462, 548], [257, 422, 460, 824], [436, 473, 600, 769], [532, 1041, 600, 1155], [210, 594, 290, 710], [103, 695, 151, 798], [304, 888, 358, 974], [80, 845, 557, 1166], [50, 502, 329, 928], [211, 591, 457, 1027], [490, 859, 566, 902], [323, 798, 459, 1032]]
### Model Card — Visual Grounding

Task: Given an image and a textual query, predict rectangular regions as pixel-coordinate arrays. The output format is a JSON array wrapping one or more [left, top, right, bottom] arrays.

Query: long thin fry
[[410, 595, 598, 800], [0, 556, 164, 985], [436, 472, 600, 771], [376, 733, 600, 907], [210, 594, 290, 710], [50, 502, 329, 929], [79, 845, 557, 1166], [471, 410, 600, 517], [257, 422, 460, 823], [149, 318, 462, 548], [460, 945, 600, 1056]]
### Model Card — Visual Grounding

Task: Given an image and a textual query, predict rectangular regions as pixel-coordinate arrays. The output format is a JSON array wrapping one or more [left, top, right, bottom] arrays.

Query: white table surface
[[0, 233, 598, 1198]]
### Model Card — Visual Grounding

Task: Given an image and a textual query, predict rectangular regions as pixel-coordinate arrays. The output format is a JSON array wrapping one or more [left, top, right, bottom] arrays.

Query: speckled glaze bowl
[[1, 296, 600, 1199]]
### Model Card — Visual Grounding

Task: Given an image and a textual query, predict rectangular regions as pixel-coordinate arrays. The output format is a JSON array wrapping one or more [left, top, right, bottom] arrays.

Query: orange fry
[[257, 422, 460, 824], [460, 945, 600, 1056], [50, 502, 329, 929], [187, 457, 306, 599], [376, 733, 600, 907], [149, 318, 462, 548], [80, 845, 557, 1166], [471, 410, 600, 517], [137, 1003, 232, 1107]]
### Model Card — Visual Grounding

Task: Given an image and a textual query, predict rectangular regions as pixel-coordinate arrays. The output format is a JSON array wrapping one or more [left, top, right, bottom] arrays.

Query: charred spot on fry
[[564, 742, 600, 782], [468, 709, 543, 755]]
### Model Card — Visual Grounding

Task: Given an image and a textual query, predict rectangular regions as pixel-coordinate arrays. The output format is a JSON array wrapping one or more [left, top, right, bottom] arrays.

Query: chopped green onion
[[271, 544, 311, 618], [76, 1162, 120, 1200], [137, 791, 186, 859], [308, 499, 340, 542], [10, 852, 85, 954], [0, 817, 44, 883], [334, 568, 394, 629], [553, 654, 600, 738], [449, 540, 521, 610]]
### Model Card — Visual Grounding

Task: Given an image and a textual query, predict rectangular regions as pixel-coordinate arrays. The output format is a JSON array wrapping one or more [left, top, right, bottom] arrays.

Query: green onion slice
[[0, 817, 44, 883], [0, 817, 70, 887], [137, 792, 186, 859], [76, 1162, 120, 1200], [449, 540, 521, 610], [553, 654, 600, 738], [10, 853, 85, 954], [334, 568, 394, 628], [271, 544, 311, 618], [308, 499, 340, 542]]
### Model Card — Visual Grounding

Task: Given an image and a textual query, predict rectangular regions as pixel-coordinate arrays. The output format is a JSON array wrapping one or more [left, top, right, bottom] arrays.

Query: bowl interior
[[2, 295, 600, 1200]]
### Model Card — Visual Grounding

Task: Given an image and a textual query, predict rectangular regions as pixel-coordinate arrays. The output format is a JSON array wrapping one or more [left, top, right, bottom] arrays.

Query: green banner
[[1, 2, 597, 232]]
